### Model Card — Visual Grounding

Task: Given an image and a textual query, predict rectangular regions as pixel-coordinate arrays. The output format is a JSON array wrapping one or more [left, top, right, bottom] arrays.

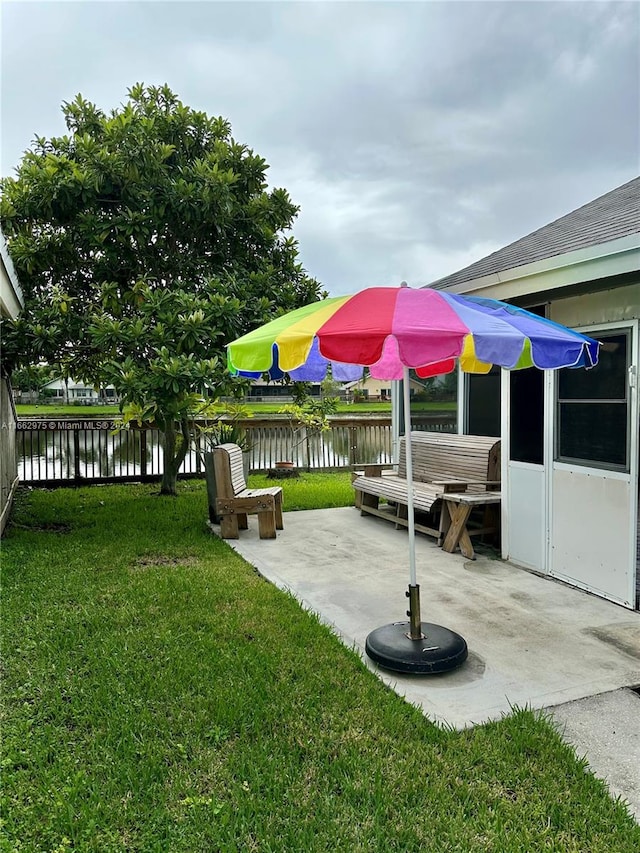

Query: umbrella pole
[[402, 367, 423, 640], [363, 366, 467, 674]]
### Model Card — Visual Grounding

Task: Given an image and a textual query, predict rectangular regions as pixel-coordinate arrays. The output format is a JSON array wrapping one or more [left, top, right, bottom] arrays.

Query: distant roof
[[430, 176, 640, 290]]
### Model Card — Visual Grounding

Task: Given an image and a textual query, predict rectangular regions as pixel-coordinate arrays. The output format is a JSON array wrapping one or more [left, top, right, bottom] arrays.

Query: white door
[[502, 362, 547, 572], [549, 322, 638, 609]]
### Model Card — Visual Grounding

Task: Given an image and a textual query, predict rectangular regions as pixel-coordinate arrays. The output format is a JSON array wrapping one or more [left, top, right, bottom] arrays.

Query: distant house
[[244, 378, 322, 402], [0, 228, 24, 535], [343, 374, 423, 401], [40, 377, 118, 404], [430, 176, 639, 609]]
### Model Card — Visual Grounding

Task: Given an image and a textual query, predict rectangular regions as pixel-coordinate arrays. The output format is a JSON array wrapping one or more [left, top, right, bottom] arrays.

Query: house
[[40, 377, 118, 404], [344, 374, 425, 401], [0, 228, 24, 535], [244, 378, 323, 402], [429, 176, 639, 609]]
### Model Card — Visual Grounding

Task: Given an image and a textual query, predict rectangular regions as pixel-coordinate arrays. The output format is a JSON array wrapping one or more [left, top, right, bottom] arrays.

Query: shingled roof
[[430, 176, 640, 290]]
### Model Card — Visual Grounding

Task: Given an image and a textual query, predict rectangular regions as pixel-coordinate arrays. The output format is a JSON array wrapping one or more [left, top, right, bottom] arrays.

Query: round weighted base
[[365, 621, 468, 674]]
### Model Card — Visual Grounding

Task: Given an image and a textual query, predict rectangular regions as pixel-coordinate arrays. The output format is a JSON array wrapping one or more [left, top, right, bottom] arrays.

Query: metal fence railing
[[16, 413, 456, 487]]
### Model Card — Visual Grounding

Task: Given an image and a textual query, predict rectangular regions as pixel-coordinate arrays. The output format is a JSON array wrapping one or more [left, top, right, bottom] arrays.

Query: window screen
[[510, 367, 544, 464], [466, 367, 501, 437], [556, 330, 629, 470]]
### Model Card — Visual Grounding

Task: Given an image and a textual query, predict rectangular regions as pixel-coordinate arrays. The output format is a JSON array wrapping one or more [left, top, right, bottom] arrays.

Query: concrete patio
[[218, 506, 640, 818]]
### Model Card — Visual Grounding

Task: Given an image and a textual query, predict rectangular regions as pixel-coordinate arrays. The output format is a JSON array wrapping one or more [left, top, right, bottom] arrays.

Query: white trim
[[552, 461, 630, 481], [0, 228, 23, 318], [456, 368, 465, 435], [0, 475, 20, 536], [508, 460, 546, 472], [500, 368, 509, 561], [436, 234, 639, 300], [543, 369, 554, 578], [391, 380, 401, 469]]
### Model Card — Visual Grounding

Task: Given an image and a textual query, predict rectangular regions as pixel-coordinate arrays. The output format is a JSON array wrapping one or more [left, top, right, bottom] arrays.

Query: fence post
[[195, 430, 202, 476], [140, 429, 147, 477], [73, 431, 81, 483], [349, 426, 358, 467]]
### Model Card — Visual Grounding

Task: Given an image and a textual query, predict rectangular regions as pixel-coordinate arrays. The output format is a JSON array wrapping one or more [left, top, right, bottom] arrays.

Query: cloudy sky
[[2, 0, 638, 296]]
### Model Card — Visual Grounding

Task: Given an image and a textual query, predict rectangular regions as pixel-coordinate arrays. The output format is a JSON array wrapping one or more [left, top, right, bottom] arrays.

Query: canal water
[[16, 420, 402, 483]]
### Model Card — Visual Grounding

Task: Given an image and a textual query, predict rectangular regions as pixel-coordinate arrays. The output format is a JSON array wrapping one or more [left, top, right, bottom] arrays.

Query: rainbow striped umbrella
[[227, 285, 599, 382], [226, 285, 600, 672]]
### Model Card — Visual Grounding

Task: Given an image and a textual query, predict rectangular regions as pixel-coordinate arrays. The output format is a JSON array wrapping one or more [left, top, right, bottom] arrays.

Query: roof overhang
[[433, 234, 640, 302]]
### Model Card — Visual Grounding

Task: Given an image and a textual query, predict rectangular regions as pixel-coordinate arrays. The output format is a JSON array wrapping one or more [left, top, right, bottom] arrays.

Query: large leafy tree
[[1, 84, 322, 494]]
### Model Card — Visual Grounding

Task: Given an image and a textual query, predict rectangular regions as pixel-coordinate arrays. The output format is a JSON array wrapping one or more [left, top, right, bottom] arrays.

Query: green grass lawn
[[15, 404, 122, 417], [249, 471, 355, 510], [15, 400, 455, 417], [3, 479, 638, 852]]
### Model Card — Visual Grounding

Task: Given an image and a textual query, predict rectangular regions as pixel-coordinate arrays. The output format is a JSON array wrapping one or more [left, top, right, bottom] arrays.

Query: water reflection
[[18, 429, 163, 482], [323, 426, 392, 467]]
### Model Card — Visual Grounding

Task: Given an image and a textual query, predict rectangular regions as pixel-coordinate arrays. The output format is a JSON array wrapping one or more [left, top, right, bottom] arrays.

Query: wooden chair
[[212, 443, 283, 539]]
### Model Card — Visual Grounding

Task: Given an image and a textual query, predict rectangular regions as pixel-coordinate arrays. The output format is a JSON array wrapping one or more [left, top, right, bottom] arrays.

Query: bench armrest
[[353, 464, 390, 478]]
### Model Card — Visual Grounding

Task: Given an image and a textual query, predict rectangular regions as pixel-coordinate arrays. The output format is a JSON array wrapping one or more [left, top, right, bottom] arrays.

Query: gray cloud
[[2, 0, 638, 295]]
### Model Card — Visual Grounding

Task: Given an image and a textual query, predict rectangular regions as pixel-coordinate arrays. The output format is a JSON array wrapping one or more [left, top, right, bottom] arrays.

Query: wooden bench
[[352, 432, 500, 553], [213, 443, 284, 539]]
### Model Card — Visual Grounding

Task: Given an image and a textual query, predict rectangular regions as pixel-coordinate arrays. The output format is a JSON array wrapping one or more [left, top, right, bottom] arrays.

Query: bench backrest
[[398, 432, 501, 484], [213, 443, 247, 497]]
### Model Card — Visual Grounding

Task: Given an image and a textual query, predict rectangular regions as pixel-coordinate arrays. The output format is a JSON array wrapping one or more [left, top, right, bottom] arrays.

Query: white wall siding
[[549, 282, 640, 328]]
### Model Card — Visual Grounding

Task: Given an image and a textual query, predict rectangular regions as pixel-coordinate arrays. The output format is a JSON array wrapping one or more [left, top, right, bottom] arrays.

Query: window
[[466, 367, 501, 437], [510, 304, 545, 464], [510, 367, 544, 464], [556, 330, 630, 470]]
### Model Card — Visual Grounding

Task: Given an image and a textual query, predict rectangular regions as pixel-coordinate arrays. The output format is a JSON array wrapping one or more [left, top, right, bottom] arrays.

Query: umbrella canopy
[[225, 284, 600, 672], [227, 286, 599, 382]]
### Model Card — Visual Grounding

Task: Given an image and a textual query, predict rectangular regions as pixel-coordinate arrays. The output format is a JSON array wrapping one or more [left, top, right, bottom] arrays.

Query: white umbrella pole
[[402, 366, 423, 639]]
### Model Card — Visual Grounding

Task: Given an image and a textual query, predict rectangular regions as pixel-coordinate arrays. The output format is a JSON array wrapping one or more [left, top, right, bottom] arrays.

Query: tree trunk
[[160, 418, 191, 495]]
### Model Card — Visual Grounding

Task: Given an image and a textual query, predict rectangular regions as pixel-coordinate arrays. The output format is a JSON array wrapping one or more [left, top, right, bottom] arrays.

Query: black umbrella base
[[365, 621, 468, 675]]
